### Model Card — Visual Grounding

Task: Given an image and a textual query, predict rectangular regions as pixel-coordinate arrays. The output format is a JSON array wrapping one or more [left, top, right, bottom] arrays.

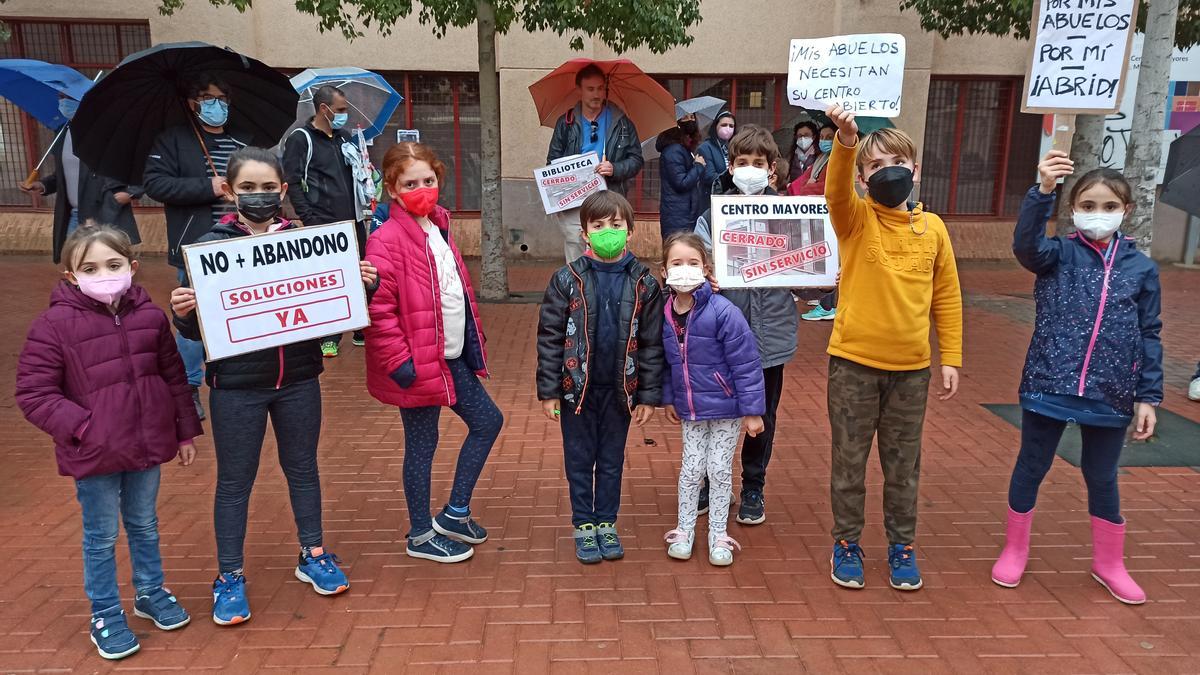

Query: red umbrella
[[529, 58, 676, 140]]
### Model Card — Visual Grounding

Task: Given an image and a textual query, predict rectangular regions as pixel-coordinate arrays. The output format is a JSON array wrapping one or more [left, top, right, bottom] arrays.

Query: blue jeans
[[560, 386, 631, 527], [1008, 410, 1125, 523], [74, 467, 164, 615], [175, 267, 205, 387]]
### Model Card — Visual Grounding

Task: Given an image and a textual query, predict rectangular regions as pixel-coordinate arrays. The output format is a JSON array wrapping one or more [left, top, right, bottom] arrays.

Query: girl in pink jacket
[[364, 142, 503, 564]]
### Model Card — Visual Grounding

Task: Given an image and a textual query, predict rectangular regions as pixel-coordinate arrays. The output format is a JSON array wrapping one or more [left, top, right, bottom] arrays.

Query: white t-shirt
[[421, 218, 467, 359]]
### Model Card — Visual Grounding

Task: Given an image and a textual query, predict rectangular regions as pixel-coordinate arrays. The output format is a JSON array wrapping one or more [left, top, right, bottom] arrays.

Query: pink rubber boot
[[991, 507, 1035, 588], [1090, 516, 1146, 605]]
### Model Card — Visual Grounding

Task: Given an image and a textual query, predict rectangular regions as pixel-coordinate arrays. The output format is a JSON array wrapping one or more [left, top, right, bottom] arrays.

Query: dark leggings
[[1008, 410, 1125, 523], [210, 378, 324, 572], [820, 288, 839, 311], [399, 358, 503, 535]]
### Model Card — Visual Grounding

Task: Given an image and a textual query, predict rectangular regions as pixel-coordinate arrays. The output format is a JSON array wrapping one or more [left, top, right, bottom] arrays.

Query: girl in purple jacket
[[661, 232, 766, 566], [16, 225, 202, 660]]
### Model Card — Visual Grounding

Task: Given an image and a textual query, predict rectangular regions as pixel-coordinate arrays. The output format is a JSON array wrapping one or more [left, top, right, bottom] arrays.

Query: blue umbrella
[[0, 59, 94, 129], [289, 67, 402, 142]]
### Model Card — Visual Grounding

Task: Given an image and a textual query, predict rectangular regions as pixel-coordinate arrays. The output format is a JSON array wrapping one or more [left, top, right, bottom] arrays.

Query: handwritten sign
[[182, 221, 369, 361], [1022, 0, 1138, 114], [533, 152, 607, 214], [787, 34, 906, 117], [711, 195, 839, 289]]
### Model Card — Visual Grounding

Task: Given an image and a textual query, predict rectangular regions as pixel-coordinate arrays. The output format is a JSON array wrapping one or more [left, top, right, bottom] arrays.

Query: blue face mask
[[330, 112, 349, 130], [196, 98, 229, 127], [58, 98, 79, 120], [818, 139, 834, 153]]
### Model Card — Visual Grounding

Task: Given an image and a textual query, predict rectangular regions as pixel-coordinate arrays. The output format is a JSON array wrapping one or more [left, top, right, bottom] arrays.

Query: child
[[536, 190, 664, 564], [824, 106, 963, 591], [660, 232, 766, 565], [17, 225, 202, 660], [171, 147, 369, 624], [992, 151, 1162, 604], [364, 142, 503, 564], [694, 124, 800, 526]]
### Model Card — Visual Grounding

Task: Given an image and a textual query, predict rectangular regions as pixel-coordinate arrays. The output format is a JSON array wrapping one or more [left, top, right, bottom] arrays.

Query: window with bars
[[0, 19, 151, 207], [919, 77, 1043, 217]]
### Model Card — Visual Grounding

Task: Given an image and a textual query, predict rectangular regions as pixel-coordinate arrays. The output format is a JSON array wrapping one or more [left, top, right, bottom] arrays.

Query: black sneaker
[[735, 490, 765, 525], [352, 331, 365, 346], [697, 481, 710, 516], [191, 386, 206, 421]]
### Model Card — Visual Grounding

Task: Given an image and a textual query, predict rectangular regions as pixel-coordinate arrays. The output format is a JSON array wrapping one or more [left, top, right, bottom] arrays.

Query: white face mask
[[665, 265, 706, 293], [731, 166, 770, 195], [797, 137, 813, 151], [1073, 211, 1124, 240]]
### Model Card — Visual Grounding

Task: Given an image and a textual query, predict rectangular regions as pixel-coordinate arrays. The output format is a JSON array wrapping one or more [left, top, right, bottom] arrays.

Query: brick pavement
[[1, 254, 1198, 674]]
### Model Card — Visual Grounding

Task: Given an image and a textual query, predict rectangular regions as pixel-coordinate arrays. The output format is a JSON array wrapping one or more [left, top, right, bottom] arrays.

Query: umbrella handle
[[22, 169, 40, 188]]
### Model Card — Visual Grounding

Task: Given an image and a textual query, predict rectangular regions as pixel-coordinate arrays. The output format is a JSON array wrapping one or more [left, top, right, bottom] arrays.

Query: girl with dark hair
[[697, 111, 735, 202]]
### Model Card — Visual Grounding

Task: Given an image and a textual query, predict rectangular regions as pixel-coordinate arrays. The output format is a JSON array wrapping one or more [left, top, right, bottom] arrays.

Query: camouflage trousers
[[827, 356, 930, 545]]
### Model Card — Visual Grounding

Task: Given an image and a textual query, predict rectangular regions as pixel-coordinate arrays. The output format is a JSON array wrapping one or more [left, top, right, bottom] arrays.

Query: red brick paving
[[1, 254, 1198, 673]]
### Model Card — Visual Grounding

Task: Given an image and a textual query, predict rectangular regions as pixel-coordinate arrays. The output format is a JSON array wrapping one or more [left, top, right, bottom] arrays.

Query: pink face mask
[[77, 272, 132, 305], [716, 126, 735, 141]]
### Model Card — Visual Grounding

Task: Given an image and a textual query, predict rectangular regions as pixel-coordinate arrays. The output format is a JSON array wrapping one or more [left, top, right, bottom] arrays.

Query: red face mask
[[398, 187, 439, 217]]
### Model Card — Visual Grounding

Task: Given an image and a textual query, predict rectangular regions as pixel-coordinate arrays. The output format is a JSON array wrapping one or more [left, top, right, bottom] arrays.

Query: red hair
[[383, 142, 446, 188]]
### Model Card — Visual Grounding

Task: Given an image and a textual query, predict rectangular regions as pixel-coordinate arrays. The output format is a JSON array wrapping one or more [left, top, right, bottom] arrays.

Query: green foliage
[[158, 0, 701, 53], [899, 0, 1200, 49]]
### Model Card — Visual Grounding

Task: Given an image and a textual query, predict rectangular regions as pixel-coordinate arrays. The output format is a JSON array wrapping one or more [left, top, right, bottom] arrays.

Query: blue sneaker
[[406, 529, 474, 563], [596, 522, 624, 560], [90, 606, 140, 660], [133, 587, 190, 630], [802, 306, 836, 321], [296, 550, 350, 595], [212, 573, 251, 626], [433, 506, 489, 544], [574, 524, 603, 564], [831, 540, 866, 589], [888, 543, 923, 591]]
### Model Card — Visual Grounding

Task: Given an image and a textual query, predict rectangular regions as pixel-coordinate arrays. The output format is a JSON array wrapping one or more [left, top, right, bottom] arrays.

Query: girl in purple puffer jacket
[[16, 225, 201, 661], [660, 232, 766, 566]]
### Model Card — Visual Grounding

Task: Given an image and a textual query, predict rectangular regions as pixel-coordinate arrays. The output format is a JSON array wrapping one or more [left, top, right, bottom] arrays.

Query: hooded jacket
[[696, 111, 733, 202], [173, 214, 325, 390], [657, 129, 704, 233], [547, 103, 644, 196], [17, 282, 203, 480], [1014, 187, 1163, 418], [662, 282, 766, 421]]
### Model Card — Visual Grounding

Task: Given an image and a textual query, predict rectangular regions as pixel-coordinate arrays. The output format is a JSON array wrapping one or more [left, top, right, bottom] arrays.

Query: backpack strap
[[289, 127, 313, 192]]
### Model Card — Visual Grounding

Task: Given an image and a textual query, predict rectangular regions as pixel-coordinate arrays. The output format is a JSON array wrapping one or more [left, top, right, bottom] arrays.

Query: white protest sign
[[533, 152, 607, 214], [787, 34, 905, 117], [182, 221, 368, 362], [1022, 0, 1138, 114], [711, 195, 839, 289]]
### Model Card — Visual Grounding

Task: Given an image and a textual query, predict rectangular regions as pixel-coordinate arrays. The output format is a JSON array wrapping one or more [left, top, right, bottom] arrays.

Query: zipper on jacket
[[714, 371, 734, 398], [455, 250, 489, 378], [1077, 236, 1120, 396], [424, 241, 452, 401], [665, 299, 698, 421], [568, 265, 592, 414], [113, 307, 149, 466], [275, 346, 285, 389], [619, 275, 644, 415]]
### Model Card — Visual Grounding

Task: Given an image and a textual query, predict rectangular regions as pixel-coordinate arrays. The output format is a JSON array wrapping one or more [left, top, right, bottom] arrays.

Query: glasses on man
[[195, 94, 230, 104], [589, 120, 599, 144]]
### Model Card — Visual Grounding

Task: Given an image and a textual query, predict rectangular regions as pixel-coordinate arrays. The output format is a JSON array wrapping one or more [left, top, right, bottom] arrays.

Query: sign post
[[710, 195, 840, 289]]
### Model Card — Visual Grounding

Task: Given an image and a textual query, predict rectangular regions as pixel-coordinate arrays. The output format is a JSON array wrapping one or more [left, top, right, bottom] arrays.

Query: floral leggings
[[677, 418, 742, 541]]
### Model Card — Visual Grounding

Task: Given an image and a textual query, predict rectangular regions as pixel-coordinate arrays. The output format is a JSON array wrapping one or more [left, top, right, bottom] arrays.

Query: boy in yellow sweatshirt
[[824, 105, 963, 592]]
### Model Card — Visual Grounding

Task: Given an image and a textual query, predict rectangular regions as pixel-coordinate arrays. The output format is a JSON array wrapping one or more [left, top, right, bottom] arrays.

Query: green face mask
[[587, 228, 628, 259]]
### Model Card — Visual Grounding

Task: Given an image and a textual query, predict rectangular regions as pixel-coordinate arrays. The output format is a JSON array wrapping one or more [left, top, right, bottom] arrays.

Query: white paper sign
[[787, 33, 906, 117], [182, 221, 369, 361], [1023, 0, 1137, 113], [711, 195, 840, 289], [533, 152, 607, 214]]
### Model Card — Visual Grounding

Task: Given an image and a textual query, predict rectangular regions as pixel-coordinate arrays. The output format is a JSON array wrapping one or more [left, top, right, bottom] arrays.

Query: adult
[[19, 97, 142, 264], [696, 111, 735, 205], [787, 122, 837, 197], [657, 115, 705, 240], [283, 85, 369, 356], [787, 121, 820, 185], [143, 74, 249, 421], [546, 63, 644, 263]]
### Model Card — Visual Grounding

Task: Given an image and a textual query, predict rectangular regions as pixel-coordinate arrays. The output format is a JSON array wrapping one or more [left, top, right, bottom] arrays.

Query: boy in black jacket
[[536, 191, 664, 564]]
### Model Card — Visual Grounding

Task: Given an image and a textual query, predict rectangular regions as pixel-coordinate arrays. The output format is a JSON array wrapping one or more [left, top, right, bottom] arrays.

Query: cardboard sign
[[787, 33, 906, 117], [182, 221, 369, 361], [533, 152, 607, 214], [711, 195, 840, 289], [1022, 0, 1138, 114]]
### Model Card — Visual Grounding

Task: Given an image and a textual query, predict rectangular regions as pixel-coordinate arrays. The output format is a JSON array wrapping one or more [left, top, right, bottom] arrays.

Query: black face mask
[[236, 192, 282, 223], [866, 166, 914, 208]]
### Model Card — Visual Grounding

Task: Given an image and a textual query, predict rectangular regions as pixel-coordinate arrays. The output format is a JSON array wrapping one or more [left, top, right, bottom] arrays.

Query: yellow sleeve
[[931, 223, 964, 368], [824, 135, 867, 240]]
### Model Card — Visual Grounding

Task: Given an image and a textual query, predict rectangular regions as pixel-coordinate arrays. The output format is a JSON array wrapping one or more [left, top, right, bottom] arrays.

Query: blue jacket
[[662, 282, 766, 421], [1013, 187, 1163, 418], [657, 136, 704, 233], [696, 138, 727, 203]]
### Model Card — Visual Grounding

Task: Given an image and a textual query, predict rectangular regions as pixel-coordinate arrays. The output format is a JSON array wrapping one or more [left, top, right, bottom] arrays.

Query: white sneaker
[[665, 529, 694, 560], [708, 533, 741, 566], [1189, 376, 1200, 401]]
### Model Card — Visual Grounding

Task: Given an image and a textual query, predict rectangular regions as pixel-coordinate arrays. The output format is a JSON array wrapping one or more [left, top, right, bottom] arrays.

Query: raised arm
[[824, 105, 867, 240], [1013, 151, 1073, 275]]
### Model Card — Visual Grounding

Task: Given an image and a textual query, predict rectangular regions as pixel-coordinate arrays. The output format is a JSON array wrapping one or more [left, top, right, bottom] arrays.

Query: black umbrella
[[1160, 127, 1200, 218], [70, 41, 298, 184]]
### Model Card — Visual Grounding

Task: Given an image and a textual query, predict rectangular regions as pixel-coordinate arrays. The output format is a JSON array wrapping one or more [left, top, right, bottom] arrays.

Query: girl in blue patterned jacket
[[992, 150, 1162, 605]]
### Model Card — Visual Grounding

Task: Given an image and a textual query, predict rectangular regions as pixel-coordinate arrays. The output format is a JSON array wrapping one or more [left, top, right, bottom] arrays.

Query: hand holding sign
[[828, 104, 859, 147], [788, 34, 906, 117], [1037, 150, 1075, 194]]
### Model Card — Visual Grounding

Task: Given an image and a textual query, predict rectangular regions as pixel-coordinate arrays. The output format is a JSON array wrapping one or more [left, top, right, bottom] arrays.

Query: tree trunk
[[476, 0, 509, 300], [1057, 114, 1106, 232], [1124, 0, 1180, 253]]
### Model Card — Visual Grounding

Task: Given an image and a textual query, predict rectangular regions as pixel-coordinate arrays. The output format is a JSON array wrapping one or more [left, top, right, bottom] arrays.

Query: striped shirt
[[203, 131, 246, 226]]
